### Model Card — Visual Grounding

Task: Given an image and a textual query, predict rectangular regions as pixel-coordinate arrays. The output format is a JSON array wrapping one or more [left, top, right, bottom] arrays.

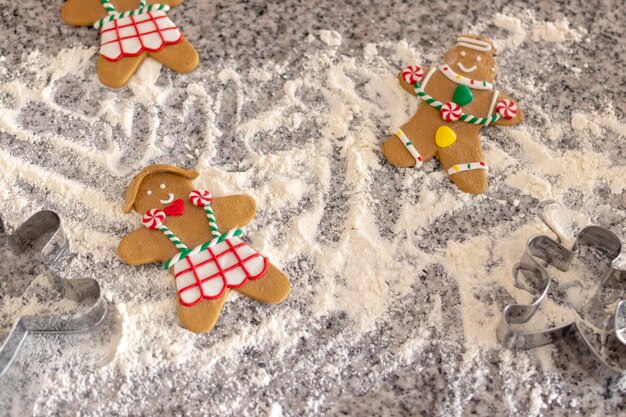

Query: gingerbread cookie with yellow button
[[118, 164, 290, 333], [61, 0, 199, 88], [382, 35, 523, 194]]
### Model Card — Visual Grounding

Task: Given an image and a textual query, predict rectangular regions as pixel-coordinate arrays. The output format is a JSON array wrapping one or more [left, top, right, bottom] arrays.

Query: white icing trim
[[485, 90, 499, 126], [420, 67, 437, 89], [447, 162, 488, 176], [456, 37, 492, 52], [395, 129, 423, 168], [439, 65, 493, 91], [160, 193, 175, 204], [457, 63, 477, 74]]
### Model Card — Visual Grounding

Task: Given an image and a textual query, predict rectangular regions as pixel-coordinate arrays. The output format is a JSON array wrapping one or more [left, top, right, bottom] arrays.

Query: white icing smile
[[160, 193, 175, 204], [457, 63, 477, 73]]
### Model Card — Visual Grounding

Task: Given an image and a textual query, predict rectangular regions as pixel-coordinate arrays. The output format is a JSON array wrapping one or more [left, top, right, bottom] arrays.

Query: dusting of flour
[[0, 9, 624, 417]]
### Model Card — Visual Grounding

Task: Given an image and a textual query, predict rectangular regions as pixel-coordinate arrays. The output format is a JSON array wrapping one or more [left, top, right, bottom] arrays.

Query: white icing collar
[[439, 65, 494, 91]]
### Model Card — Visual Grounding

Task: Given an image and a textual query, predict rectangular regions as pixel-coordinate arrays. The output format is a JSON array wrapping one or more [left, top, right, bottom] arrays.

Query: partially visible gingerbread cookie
[[382, 35, 523, 194], [61, 0, 199, 88], [118, 164, 290, 333]]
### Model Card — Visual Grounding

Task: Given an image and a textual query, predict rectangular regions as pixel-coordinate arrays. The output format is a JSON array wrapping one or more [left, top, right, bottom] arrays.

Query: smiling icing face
[[442, 35, 497, 82], [134, 172, 195, 214]]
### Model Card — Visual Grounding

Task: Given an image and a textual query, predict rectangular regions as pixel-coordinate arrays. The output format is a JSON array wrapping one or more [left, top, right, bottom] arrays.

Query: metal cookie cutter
[[497, 201, 626, 386], [0, 210, 107, 376]]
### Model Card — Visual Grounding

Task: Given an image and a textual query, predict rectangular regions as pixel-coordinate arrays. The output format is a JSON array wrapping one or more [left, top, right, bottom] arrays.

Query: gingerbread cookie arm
[[491, 94, 524, 126], [61, 0, 108, 26], [398, 66, 430, 96], [118, 227, 176, 266], [211, 195, 257, 232]]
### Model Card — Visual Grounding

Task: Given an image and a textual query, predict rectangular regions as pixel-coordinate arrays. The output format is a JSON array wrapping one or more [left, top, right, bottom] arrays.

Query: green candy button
[[453, 85, 473, 107]]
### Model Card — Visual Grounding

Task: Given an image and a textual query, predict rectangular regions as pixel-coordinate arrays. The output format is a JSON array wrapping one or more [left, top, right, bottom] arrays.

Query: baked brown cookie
[[118, 165, 290, 333], [382, 35, 523, 194]]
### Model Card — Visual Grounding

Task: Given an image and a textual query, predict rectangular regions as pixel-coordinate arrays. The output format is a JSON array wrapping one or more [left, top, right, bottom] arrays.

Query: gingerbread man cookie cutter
[[0, 211, 107, 376], [497, 201, 626, 386]]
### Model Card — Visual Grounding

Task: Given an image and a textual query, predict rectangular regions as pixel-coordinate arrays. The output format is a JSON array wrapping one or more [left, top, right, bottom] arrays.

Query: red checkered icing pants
[[99, 10, 183, 61], [172, 236, 268, 307]]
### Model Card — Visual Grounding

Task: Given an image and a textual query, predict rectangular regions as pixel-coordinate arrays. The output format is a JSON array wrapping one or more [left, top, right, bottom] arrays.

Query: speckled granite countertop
[[0, 0, 625, 416]]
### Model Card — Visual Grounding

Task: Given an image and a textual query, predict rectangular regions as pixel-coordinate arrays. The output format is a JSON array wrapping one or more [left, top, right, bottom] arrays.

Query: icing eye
[[160, 183, 166, 189], [147, 190, 152, 195], [460, 51, 466, 57], [476, 56, 482, 62]]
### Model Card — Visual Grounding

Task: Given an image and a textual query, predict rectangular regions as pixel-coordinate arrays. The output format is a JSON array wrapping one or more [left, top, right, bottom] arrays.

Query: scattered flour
[[319, 30, 342, 47], [489, 12, 584, 50], [0, 8, 623, 417], [571, 112, 602, 136], [532, 19, 585, 43]]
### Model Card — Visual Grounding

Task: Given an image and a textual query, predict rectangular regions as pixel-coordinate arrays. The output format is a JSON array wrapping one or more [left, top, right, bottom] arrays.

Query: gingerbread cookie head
[[124, 164, 198, 214], [442, 35, 497, 83]]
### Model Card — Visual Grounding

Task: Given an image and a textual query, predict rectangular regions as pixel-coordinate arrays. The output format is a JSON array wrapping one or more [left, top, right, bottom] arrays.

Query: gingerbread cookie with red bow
[[61, 0, 199, 88], [382, 35, 523, 194], [118, 164, 290, 333]]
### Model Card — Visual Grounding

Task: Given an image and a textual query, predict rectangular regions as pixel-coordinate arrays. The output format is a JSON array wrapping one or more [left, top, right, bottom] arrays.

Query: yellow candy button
[[435, 126, 457, 148]]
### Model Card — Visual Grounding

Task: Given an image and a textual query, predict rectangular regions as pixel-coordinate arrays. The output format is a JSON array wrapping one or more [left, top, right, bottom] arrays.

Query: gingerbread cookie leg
[[235, 263, 291, 304], [97, 53, 147, 88], [177, 290, 230, 333], [437, 134, 488, 194], [382, 115, 439, 168], [149, 39, 199, 73]]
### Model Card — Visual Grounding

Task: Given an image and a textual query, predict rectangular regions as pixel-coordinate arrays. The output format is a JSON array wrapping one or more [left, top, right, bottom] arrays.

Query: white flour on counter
[[0, 9, 624, 417]]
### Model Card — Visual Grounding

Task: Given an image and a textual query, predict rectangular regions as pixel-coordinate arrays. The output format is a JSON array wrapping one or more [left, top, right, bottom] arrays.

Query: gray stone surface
[[0, 0, 625, 416]]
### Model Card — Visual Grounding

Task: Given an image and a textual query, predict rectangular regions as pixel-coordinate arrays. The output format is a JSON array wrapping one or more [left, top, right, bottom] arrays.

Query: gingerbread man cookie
[[382, 35, 523, 194], [61, 0, 199, 88], [118, 165, 290, 333]]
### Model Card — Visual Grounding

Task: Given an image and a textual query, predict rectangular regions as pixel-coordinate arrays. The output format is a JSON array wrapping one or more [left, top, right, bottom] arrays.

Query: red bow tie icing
[[163, 199, 185, 216]]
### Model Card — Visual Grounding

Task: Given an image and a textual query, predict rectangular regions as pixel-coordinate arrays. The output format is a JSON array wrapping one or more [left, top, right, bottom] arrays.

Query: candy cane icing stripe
[[142, 208, 188, 251], [412, 81, 502, 126], [189, 190, 220, 238], [447, 162, 488, 176], [158, 224, 188, 251], [94, 2, 171, 29], [164, 229, 244, 270], [99, 0, 117, 15], [395, 128, 423, 168]]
